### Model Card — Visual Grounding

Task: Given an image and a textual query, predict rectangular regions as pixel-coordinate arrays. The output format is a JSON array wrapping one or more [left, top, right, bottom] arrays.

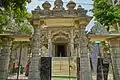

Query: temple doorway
[[55, 44, 67, 57]]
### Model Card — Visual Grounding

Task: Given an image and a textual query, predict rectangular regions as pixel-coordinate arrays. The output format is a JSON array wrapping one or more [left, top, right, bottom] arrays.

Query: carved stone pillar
[[79, 28, 92, 80], [0, 36, 12, 80], [109, 38, 120, 80], [48, 31, 52, 57], [28, 25, 41, 80], [67, 44, 69, 56], [76, 44, 80, 57], [70, 29, 74, 56], [53, 44, 55, 57]]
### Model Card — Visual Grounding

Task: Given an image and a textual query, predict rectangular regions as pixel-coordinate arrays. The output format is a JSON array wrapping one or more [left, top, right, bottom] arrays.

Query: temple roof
[[90, 22, 109, 35], [31, 0, 89, 17]]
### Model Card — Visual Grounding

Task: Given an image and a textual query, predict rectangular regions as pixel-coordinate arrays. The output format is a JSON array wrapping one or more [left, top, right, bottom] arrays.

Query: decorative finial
[[32, 6, 41, 14], [37, 6, 40, 9], [78, 5, 82, 8], [77, 5, 87, 16], [77, 5, 83, 10], [42, 1, 51, 10], [67, 1, 76, 10], [53, 0, 64, 10]]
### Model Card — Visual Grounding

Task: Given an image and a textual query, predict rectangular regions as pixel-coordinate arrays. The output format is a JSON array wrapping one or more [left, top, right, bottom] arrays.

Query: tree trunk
[[0, 36, 12, 80]]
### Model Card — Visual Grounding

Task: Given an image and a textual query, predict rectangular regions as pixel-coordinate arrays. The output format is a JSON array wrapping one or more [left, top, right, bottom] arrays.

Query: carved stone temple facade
[[29, 0, 92, 80]]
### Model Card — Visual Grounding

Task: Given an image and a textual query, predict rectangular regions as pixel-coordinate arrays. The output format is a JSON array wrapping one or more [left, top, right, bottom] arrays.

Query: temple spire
[[53, 0, 64, 10]]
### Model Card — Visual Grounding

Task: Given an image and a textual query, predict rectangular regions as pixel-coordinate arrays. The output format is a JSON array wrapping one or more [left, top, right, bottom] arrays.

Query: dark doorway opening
[[56, 44, 66, 57]]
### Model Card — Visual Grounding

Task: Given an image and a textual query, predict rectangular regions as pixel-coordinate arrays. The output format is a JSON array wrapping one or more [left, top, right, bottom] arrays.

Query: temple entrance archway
[[53, 35, 69, 57]]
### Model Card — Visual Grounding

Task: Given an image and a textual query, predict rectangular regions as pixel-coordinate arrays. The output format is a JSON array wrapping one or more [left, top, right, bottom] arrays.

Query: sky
[[26, 0, 93, 16]]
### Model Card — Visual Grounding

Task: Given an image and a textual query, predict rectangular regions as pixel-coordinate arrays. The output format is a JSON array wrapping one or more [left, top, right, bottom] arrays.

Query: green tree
[[0, 1, 32, 80], [0, 0, 32, 34], [93, 0, 120, 31]]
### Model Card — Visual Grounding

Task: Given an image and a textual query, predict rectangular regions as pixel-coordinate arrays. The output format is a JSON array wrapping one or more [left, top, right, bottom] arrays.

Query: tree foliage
[[0, 0, 29, 23], [0, 0, 32, 34], [93, 0, 120, 27]]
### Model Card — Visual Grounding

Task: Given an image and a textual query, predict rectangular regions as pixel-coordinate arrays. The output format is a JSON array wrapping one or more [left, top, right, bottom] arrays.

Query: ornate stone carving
[[51, 29, 70, 42], [77, 5, 87, 17], [41, 46, 48, 57], [42, 1, 51, 10], [109, 38, 120, 80], [67, 1, 76, 10], [28, 25, 41, 80], [30, 0, 92, 79], [53, 0, 64, 10], [32, 6, 41, 18], [79, 28, 92, 80], [0, 36, 13, 80], [31, 0, 88, 17]]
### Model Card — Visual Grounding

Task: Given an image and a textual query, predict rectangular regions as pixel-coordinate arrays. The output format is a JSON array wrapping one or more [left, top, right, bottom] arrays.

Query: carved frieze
[[31, 0, 88, 18]]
